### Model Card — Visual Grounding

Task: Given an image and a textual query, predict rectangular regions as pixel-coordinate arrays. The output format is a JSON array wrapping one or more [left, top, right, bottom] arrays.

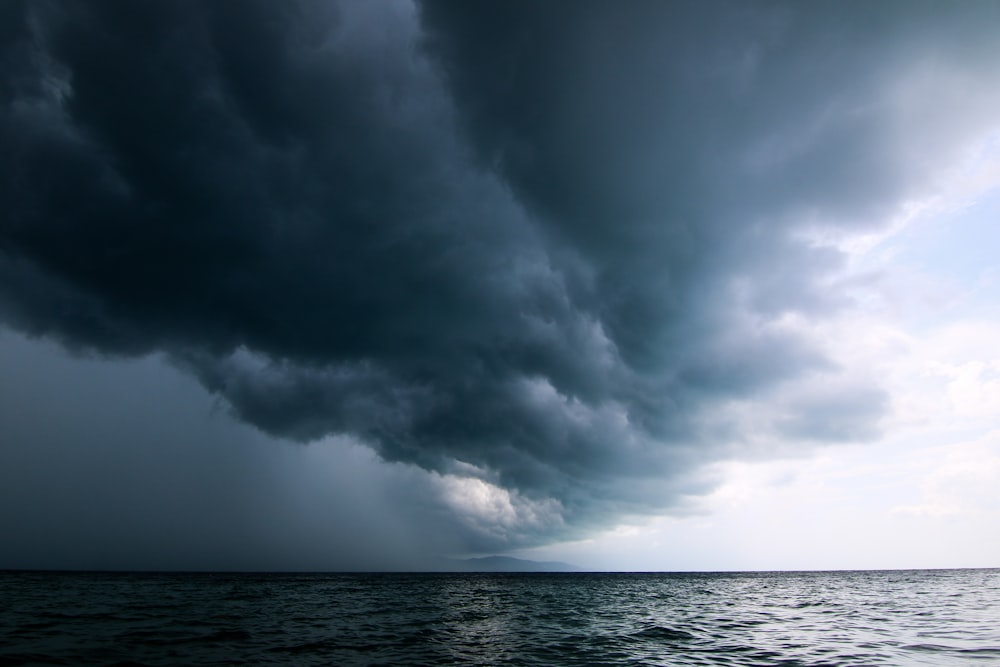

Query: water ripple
[[1, 569, 998, 666]]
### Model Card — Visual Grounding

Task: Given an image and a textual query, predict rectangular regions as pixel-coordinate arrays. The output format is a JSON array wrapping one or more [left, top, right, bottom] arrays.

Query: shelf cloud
[[3, 0, 999, 551]]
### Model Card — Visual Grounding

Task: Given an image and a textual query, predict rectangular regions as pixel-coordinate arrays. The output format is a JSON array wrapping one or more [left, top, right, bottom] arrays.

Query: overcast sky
[[2, 0, 999, 571]]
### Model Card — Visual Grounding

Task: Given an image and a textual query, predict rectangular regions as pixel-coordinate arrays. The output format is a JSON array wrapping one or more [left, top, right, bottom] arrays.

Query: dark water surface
[[1, 569, 998, 666]]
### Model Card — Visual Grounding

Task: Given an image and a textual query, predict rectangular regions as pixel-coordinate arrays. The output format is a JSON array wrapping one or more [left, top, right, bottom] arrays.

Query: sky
[[1, 0, 999, 572]]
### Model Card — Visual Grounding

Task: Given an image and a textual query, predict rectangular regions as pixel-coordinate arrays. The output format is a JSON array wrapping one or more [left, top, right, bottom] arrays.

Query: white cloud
[[888, 423, 1000, 519], [433, 470, 566, 549]]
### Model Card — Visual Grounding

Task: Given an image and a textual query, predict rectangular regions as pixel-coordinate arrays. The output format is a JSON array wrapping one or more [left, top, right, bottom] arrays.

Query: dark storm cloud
[[3, 0, 998, 546]]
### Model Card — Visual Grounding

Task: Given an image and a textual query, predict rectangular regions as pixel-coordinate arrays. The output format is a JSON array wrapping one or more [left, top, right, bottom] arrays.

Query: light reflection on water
[[1, 569, 998, 665]]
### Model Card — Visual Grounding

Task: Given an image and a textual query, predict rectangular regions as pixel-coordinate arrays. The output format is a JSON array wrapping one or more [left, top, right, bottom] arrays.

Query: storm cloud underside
[[3, 0, 999, 550]]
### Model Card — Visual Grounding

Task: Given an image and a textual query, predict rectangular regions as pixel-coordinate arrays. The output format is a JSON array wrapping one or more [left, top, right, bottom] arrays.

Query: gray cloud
[[2, 0, 998, 554]]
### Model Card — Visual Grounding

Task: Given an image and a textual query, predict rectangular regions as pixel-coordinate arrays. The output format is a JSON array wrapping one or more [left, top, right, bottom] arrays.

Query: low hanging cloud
[[3, 0, 1000, 548]]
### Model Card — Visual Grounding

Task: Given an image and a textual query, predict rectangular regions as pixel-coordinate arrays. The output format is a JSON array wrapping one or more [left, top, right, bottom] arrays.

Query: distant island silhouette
[[444, 556, 579, 572]]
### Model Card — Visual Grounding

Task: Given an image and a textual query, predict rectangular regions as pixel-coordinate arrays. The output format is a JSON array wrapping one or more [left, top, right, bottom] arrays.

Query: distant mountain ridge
[[444, 556, 580, 572]]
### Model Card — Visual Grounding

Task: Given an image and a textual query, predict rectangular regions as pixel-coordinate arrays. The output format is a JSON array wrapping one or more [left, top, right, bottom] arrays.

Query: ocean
[[1, 569, 997, 666]]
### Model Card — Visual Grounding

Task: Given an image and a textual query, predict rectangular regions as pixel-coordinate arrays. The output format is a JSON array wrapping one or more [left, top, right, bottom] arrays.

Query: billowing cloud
[[3, 0, 999, 551]]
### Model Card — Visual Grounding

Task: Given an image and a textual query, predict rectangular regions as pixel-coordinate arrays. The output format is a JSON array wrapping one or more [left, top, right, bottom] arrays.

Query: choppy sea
[[1, 569, 998, 666]]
